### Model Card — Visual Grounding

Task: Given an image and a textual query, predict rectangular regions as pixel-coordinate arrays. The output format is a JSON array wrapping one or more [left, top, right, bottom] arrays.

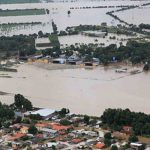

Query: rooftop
[[35, 38, 50, 44], [31, 108, 55, 117]]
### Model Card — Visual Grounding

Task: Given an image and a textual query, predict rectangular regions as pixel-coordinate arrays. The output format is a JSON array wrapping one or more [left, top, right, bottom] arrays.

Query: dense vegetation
[[12, 94, 33, 111], [56, 40, 150, 65], [101, 108, 150, 135], [139, 23, 150, 30], [49, 34, 60, 47], [0, 102, 14, 123], [0, 35, 36, 58], [0, 94, 33, 128]]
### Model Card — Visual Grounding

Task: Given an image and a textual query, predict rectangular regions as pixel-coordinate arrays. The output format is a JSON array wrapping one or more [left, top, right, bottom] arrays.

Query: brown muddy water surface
[[0, 64, 149, 116]]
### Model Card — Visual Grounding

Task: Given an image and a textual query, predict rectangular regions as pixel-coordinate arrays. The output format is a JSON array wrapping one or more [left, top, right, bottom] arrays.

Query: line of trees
[[101, 108, 150, 135]]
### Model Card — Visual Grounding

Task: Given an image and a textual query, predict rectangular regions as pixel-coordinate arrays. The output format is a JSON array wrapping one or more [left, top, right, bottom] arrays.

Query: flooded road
[[0, 64, 149, 116]]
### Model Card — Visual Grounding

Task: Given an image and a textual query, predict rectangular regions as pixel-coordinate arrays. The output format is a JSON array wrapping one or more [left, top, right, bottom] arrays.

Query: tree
[[29, 114, 42, 120], [111, 145, 118, 150], [104, 138, 111, 147], [84, 115, 90, 124], [14, 94, 33, 111], [52, 145, 56, 150], [67, 10, 71, 16], [104, 132, 112, 139], [23, 98, 32, 111], [28, 125, 37, 135], [46, 9, 49, 14], [38, 31, 44, 37], [60, 119, 72, 126], [143, 63, 149, 71], [59, 108, 70, 118], [14, 94, 24, 109], [128, 135, 139, 142]]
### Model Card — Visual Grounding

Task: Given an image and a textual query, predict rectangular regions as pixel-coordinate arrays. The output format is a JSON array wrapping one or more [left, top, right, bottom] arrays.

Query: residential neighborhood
[[0, 95, 149, 150]]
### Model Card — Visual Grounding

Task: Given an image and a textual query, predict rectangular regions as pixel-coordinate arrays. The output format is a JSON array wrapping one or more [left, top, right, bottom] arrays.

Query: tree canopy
[[14, 94, 33, 111], [101, 108, 150, 135]]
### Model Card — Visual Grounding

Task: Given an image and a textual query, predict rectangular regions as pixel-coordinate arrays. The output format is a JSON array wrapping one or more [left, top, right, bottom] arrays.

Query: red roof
[[72, 138, 82, 144], [94, 142, 105, 149], [51, 123, 72, 131], [8, 133, 26, 141], [35, 122, 50, 128], [122, 126, 133, 134], [36, 134, 44, 138]]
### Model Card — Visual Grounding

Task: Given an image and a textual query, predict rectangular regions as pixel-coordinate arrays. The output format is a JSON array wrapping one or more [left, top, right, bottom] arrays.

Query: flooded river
[[0, 64, 150, 116]]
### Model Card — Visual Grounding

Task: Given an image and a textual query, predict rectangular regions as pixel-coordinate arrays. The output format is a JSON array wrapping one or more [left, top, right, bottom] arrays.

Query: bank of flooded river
[[0, 63, 149, 116]]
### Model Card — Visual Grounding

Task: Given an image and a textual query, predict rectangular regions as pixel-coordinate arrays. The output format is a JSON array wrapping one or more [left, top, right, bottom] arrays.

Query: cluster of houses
[[0, 108, 149, 150], [27, 54, 100, 67]]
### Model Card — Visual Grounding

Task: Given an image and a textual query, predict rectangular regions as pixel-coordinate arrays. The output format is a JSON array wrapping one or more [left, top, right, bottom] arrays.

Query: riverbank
[[30, 61, 144, 71]]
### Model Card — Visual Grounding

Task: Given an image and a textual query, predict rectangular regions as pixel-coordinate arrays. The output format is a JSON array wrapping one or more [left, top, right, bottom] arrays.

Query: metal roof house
[[52, 58, 66, 64], [84, 58, 100, 66], [81, 30, 106, 37], [67, 54, 82, 65], [27, 108, 56, 120]]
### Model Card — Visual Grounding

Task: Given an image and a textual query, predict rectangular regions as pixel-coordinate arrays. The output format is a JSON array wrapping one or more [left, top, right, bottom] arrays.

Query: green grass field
[[0, 0, 40, 4], [0, 9, 45, 16]]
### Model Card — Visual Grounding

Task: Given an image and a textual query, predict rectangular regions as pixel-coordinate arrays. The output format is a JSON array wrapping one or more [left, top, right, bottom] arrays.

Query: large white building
[[25, 108, 56, 119]]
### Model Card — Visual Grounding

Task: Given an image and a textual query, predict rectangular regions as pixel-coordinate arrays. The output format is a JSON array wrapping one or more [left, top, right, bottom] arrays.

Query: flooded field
[[0, 0, 147, 36], [58, 33, 138, 47], [0, 64, 150, 116], [114, 6, 150, 25], [0, 22, 52, 36]]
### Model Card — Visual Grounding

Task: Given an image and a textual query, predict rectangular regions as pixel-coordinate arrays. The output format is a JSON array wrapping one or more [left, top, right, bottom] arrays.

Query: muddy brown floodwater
[[0, 64, 150, 116]]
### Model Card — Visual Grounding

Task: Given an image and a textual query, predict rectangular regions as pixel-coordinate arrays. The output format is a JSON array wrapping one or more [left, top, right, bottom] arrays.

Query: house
[[56, 143, 68, 149], [28, 108, 56, 120], [72, 138, 82, 144], [20, 126, 29, 134], [84, 58, 100, 66], [0, 145, 13, 150], [67, 54, 82, 65], [122, 126, 133, 134], [71, 116, 83, 123], [130, 143, 143, 150], [35, 122, 50, 130], [52, 58, 66, 64], [7, 133, 26, 141], [10, 124, 22, 130], [45, 142, 58, 148], [98, 130, 105, 138], [81, 30, 106, 37], [94, 142, 105, 149], [50, 123, 73, 133], [28, 55, 50, 64], [86, 139, 97, 146], [28, 54, 43, 63], [40, 128, 58, 137]]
